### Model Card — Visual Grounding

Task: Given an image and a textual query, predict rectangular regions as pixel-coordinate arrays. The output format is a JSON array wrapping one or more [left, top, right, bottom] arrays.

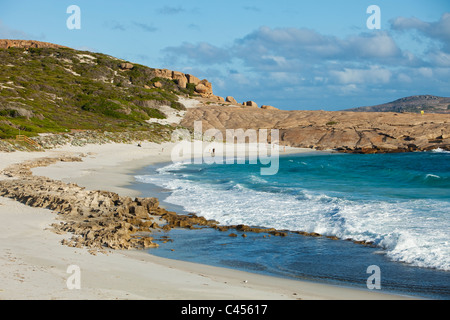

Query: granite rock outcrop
[[181, 106, 450, 153], [0, 39, 68, 49]]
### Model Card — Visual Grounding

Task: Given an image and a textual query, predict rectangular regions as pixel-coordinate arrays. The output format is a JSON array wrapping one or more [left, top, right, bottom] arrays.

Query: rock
[[195, 83, 208, 93], [119, 63, 134, 70], [153, 68, 172, 79], [135, 197, 159, 210], [186, 74, 201, 85], [172, 71, 187, 89], [269, 231, 288, 237], [0, 39, 68, 49], [0, 107, 34, 119], [215, 226, 230, 232], [244, 101, 258, 108], [180, 105, 450, 153], [151, 70, 202, 91], [195, 80, 213, 97], [129, 204, 149, 219], [142, 237, 158, 249], [226, 96, 238, 104], [153, 81, 162, 88], [261, 105, 279, 110]]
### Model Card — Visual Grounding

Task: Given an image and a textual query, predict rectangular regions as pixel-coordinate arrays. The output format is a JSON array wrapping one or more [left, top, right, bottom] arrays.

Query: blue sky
[[1, 0, 449, 110]]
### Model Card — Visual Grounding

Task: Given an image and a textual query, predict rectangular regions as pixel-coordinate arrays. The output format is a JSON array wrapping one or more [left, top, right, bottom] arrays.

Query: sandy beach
[[0, 140, 415, 300]]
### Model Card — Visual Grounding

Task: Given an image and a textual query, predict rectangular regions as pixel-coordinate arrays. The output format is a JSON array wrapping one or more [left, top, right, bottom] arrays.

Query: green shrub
[[0, 47, 180, 139], [144, 108, 166, 119], [170, 101, 186, 111], [0, 109, 20, 117]]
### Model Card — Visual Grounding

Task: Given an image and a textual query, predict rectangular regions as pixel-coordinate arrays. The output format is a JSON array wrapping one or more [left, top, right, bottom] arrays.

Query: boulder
[[119, 63, 134, 70], [261, 105, 279, 110], [128, 204, 149, 219], [195, 83, 208, 93], [186, 74, 201, 85], [153, 68, 173, 79], [195, 80, 213, 97], [172, 71, 187, 89], [226, 96, 238, 104], [142, 237, 158, 249], [245, 101, 258, 108]]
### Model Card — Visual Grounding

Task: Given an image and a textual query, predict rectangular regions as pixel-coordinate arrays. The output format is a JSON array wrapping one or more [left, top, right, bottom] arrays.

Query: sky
[[0, 0, 449, 111]]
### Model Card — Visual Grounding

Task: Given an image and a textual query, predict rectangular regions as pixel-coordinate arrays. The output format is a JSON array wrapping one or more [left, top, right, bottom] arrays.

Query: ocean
[[132, 149, 450, 299]]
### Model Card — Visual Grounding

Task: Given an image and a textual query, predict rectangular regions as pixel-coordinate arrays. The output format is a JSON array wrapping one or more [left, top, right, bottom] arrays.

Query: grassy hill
[[344, 95, 450, 114], [0, 45, 196, 139]]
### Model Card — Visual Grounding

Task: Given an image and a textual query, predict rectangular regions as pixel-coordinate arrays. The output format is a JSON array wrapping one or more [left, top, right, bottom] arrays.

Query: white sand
[[0, 141, 415, 300], [145, 96, 203, 126]]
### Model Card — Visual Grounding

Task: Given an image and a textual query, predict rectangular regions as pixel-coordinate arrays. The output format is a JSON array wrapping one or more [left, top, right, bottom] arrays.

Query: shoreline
[[0, 141, 416, 300]]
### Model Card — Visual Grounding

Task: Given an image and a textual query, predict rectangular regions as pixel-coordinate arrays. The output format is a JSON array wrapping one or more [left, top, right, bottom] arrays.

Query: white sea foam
[[425, 174, 441, 179], [155, 161, 188, 174], [136, 163, 450, 271], [431, 148, 450, 154]]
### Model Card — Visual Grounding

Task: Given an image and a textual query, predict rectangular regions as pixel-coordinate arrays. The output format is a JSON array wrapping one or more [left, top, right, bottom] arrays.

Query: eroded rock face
[[172, 71, 187, 89], [119, 62, 134, 70], [151, 69, 213, 96], [195, 80, 214, 97], [226, 96, 238, 104], [186, 74, 201, 85], [0, 39, 68, 49], [261, 105, 279, 110], [244, 101, 258, 108], [181, 106, 450, 153]]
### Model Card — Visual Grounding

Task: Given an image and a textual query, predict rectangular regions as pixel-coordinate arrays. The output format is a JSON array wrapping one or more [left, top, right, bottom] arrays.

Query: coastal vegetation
[[0, 46, 193, 140]]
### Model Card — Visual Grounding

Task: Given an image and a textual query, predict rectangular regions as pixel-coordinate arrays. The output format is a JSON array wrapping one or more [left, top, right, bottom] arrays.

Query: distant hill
[[344, 95, 450, 114]]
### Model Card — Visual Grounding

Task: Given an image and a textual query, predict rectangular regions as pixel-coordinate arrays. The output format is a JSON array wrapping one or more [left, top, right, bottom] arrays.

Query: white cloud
[[417, 67, 433, 78], [161, 16, 450, 110], [391, 13, 450, 51], [162, 42, 231, 65], [345, 31, 401, 59], [331, 66, 392, 85], [397, 73, 412, 83], [391, 16, 429, 31]]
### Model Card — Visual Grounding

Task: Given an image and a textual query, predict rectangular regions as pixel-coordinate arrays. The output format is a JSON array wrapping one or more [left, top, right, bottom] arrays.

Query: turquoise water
[[133, 150, 450, 299]]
